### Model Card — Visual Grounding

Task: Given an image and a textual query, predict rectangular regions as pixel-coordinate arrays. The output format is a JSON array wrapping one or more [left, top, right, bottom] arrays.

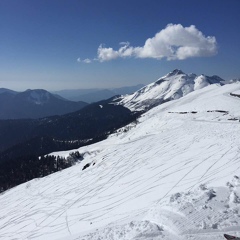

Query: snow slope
[[117, 69, 224, 111], [0, 83, 240, 240]]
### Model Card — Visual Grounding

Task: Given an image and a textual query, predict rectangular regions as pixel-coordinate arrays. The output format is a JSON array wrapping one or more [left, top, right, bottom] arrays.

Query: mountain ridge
[[117, 69, 225, 111], [53, 84, 145, 103], [0, 69, 228, 156], [0, 89, 88, 119]]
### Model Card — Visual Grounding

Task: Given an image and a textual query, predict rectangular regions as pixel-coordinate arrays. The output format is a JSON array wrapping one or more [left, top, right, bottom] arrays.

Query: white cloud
[[97, 42, 134, 62], [97, 45, 119, 62], [96, 24, 217, 62], [83, 58, 91, 63], [77, 58, 92, 63]]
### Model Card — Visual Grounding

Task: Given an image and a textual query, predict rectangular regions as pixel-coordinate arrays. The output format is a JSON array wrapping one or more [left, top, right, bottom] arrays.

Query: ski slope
[[0, 83, 240, 240]]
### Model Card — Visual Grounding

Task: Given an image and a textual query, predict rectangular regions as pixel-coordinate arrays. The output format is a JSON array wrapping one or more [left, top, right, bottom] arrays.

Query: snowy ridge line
[[116, 69, 226, 112]]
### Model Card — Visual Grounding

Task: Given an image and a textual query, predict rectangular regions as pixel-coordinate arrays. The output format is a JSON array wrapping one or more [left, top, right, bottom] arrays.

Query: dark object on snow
[[224, 234, 240, 240], [207, 110, 229, 114], [82, 163, 91, 170], [206, 189, 216, 200]]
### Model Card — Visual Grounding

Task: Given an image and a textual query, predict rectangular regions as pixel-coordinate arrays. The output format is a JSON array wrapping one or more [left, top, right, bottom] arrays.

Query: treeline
[[0, 133, 106, 164], [0, 151, 83, 193]]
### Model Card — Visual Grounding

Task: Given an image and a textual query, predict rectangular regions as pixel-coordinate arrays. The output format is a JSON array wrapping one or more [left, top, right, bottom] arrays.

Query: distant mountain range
[[53, 84, 145, 103], [0, 70, 233, 153], [0, 85, 145, 119], [0, 89, 88, 119]]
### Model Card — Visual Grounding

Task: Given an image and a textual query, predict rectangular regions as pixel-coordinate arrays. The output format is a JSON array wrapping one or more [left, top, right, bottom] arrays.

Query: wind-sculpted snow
[[0, 83, 240, 240]]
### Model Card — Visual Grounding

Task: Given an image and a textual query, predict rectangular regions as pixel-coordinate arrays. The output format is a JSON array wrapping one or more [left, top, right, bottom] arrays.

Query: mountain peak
[[25, 89, 48, 93], [21, 89, 51, 105], [167, 69, 185, 77]]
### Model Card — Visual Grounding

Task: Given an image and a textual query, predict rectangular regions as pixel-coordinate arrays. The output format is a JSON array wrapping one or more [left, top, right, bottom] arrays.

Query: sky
[[0, 0, 240, 91]]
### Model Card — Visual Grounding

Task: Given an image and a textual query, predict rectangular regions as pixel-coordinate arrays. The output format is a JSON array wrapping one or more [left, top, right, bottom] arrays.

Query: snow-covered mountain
[[0, 81, 240, 240], [117, 69, 225, 111]]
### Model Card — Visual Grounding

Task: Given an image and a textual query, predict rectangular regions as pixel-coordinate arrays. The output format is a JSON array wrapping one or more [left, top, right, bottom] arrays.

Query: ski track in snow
[[0, 83, 240, 239]]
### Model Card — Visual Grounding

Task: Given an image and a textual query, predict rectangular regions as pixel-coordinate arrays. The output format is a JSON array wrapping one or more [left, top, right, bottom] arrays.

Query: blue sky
[[0, 0, 240, 91]]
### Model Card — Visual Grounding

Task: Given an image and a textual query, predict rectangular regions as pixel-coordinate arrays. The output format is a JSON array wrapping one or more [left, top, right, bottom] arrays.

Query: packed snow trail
[[0, 83, 240, 239]]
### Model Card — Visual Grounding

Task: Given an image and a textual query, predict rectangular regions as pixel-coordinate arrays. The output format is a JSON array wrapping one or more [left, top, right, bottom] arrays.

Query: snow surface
[[232, 90, 240, 95], [0, 83, 240, 240]]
